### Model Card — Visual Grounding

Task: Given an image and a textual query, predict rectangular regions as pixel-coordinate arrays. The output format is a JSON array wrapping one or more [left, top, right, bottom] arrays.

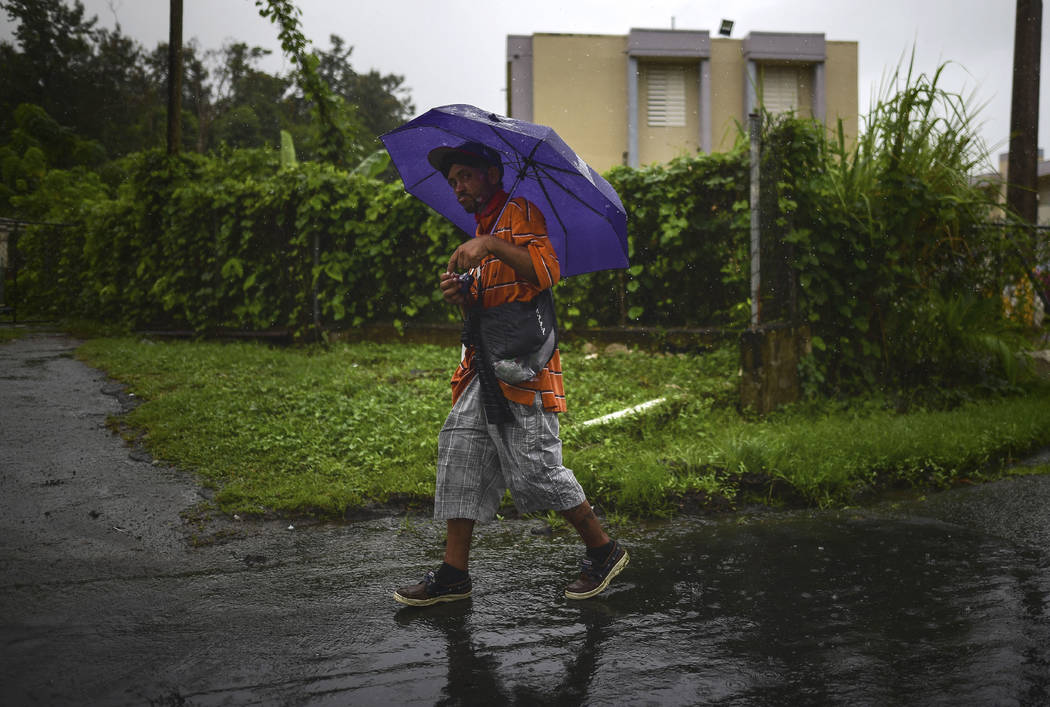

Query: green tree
[[91, 25, 153, 155], [0, 0, 158, 156], [2, 1, 416, 164], [0, 103, 105, 216], [316, 34, 414, 142], [208, 42, 292, 150], [0, 0, 99, 136]]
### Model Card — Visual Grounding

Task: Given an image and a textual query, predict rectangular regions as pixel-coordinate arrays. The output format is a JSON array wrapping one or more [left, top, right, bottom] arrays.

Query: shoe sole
[[393, 589, 472, 607], [564, 549, 630, 600]]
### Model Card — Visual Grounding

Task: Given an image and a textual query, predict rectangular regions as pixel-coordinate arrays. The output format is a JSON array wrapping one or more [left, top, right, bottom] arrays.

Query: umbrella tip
[[488, 113, 501, 122]]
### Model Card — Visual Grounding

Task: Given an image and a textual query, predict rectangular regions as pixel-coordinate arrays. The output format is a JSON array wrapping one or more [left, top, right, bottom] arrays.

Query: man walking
[[393, 141, 628, 606]]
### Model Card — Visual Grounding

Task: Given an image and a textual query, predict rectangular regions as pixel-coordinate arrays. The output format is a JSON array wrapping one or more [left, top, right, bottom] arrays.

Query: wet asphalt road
[[2, 332, 1049, 706]]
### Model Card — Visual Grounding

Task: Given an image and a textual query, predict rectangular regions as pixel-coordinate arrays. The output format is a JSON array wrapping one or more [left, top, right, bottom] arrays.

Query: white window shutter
[[762, 65, 798, 113], [647, 65, 687, 127]]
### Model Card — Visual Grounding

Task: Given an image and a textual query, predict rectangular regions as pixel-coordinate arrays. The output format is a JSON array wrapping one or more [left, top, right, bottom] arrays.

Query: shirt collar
[[474, 189, 509, 232]]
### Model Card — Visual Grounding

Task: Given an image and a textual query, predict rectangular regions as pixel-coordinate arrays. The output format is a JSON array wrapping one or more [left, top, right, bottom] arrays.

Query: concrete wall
[[531, 34, 628, 172], [797, 65, 815, 119], [825, 40, 859, 146], [709, 38, 746, 153]]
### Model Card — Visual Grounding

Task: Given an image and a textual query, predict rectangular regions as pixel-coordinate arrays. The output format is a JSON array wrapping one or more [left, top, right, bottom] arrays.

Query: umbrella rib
[[529, 161, 615, 222], [404, 167, 447, 193], [483, 126, 616, 223], [485, 123, 539, 159], [397, 123, 595, 191], [483, 125, 588, 184], [533, 171, 573, 267], [486, 131, 592, 180], [481, 124, 597, 179], [485, 135, 545, 234], [480, 123, 596, 179]]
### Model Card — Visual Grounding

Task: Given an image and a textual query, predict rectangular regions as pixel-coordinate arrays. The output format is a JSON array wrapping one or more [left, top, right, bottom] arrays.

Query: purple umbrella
[[380, 104, 628, 278]]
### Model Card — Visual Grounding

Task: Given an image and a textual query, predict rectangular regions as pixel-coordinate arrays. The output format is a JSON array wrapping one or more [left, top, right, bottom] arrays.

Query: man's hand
[[447, 235, 540, 286], [439, 271, 468, 307], [447, 236, 494, 273]]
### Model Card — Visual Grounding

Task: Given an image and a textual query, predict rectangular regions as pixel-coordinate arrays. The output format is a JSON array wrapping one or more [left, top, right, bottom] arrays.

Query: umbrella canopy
[[380, 104, 628, 278]]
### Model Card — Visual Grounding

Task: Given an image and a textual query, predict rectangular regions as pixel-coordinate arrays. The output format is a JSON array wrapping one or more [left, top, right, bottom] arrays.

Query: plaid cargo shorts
[[435, 377, 586, 521]]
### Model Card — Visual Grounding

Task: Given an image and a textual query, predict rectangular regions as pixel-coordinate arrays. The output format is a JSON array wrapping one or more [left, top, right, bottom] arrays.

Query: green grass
[[75, 337, 1050, 518], [77, 338, 456, 515], [0, 327, 26, 343]]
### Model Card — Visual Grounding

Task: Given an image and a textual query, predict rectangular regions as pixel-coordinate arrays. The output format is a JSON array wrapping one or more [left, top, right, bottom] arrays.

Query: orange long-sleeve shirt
[[450, 190, 567, 413]]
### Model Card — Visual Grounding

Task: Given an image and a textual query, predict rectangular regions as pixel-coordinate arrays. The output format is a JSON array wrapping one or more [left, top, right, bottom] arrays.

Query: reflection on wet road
[[377, 507, 1050, 706], [8, 508, 1048, 705]]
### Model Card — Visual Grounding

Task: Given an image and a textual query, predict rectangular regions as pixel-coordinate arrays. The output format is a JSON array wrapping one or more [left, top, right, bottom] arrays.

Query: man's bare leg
[[561, 500, 627, 599], [559, 501, 610, 549], [393, 518, 474, 606], [444, 518, 475, 570]]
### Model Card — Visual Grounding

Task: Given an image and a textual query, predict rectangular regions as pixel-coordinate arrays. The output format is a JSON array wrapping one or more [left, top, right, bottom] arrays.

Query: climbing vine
[[253, 0, 360, 167]]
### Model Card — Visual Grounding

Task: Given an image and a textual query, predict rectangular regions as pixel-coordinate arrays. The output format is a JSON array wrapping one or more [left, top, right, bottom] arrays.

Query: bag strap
[[465, 301, 513, 426], [458, 265, 513, 425]]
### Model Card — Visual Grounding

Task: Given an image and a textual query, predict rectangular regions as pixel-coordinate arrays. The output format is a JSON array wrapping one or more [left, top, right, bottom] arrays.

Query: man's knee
[[559, 502, 593, 521]]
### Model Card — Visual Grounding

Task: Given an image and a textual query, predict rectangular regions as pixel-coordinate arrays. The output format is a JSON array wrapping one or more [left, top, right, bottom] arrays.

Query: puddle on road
[[7, 493, 1049, 706], [362, 509, 1050, 706]]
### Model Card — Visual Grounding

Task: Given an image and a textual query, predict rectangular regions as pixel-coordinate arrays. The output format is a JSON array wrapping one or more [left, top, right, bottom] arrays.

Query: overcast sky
[[2, 0, 1047, 171]]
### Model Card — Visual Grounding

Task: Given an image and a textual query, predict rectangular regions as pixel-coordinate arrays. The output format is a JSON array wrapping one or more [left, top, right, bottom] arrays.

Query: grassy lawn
[[0, 326, 31, 343], [74, 336, 1050, 518]]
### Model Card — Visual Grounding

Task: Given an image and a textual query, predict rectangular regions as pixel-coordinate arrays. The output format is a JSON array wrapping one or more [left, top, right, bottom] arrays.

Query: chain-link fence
[[0, 217, 76, 324]]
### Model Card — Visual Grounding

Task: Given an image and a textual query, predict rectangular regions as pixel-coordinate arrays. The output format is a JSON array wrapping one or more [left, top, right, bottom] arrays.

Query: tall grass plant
[[785, 54, 1034, 392]]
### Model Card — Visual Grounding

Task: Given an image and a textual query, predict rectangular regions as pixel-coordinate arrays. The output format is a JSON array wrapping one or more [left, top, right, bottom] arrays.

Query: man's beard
[[459, 195, 483, 213]]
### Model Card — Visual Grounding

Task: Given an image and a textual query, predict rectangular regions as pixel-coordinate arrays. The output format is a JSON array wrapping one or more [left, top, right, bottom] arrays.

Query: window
[[761, 65, 799, 113], [647, 65, 687, 127]]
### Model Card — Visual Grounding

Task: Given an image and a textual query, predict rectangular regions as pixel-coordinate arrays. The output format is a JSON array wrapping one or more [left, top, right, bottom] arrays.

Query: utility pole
[[1006, 0, 1042, 225], [166, 0, 183, 155], [1006, 0, 1047, 312]]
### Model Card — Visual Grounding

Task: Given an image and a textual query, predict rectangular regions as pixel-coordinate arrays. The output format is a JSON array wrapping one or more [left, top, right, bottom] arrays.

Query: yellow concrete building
[[507, 29, 859, 172]]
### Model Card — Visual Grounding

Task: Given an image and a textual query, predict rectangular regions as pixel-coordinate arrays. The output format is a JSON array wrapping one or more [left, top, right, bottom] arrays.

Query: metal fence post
[[749, 112, 761, 329], [312, 230, 321, 335]]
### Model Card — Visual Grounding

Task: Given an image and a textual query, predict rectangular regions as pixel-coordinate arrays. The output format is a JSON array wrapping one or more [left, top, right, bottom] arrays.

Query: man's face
[[446, 163, 499, 213]]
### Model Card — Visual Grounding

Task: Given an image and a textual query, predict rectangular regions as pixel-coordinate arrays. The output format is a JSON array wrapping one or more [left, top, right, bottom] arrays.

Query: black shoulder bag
[[462, 283, 559, 426]]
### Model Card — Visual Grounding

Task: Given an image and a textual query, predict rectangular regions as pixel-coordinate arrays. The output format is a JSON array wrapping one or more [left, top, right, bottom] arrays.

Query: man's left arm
[[446, 235, 540, 286], [447, 203, 560, 289]]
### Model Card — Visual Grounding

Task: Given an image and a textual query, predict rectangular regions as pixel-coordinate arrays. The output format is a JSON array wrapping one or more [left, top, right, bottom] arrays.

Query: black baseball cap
[[427, 141, 503, 178]]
